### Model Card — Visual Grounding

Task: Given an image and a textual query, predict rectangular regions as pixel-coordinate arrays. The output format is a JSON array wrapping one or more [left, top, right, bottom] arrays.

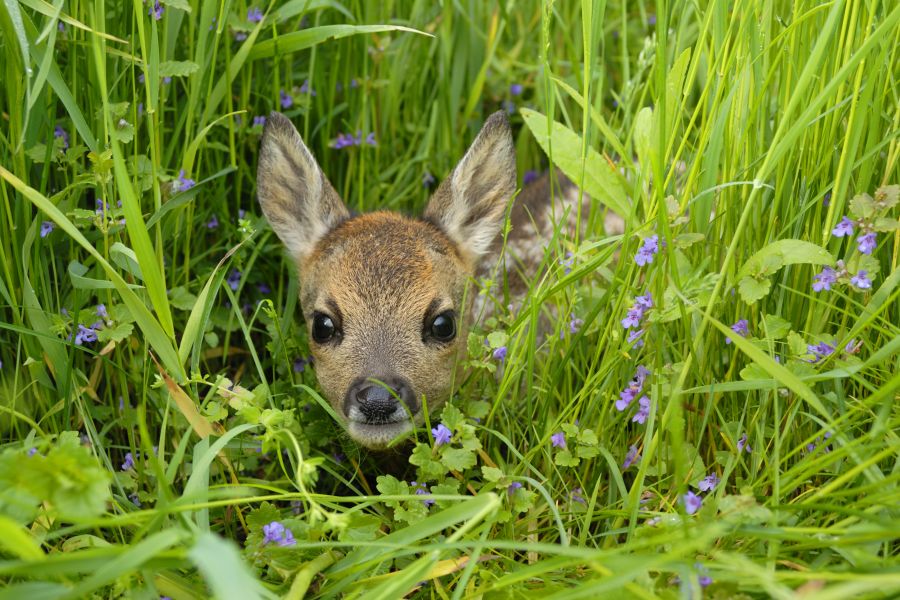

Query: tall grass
[[1, 0, 899, 597]]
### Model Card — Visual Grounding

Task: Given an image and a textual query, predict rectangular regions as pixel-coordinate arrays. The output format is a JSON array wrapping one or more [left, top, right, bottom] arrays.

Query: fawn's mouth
[[346, 419, 415, 449]]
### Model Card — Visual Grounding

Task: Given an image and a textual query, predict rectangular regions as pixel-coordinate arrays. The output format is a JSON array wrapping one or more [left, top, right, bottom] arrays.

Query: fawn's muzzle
[[343, 376, 419, 425]]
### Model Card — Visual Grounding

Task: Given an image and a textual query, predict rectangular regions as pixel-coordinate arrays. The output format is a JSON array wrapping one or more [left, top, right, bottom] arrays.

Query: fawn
[[257, 111, 596, 449]]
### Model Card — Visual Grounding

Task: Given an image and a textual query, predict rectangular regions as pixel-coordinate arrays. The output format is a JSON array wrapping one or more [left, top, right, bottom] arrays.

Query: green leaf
[[158, 60, 199, 77], [554, 449, 579, 467], [875, 184, 899, 208], [486, 330, 508, 349], [189, 533, 269, 600], [161, 0, 192, 11], [520, 108, 630, 219], [0, 515, 45, 561], [481, 466, 503, 482], [736, 239, 833, 282], [763, 314, 791, 339], [439, 403, 465, 431], [675, 233, 705, 248], [849, 193, 875, 219], [96, 321, 133, 343], [787, 331, 808, 356], [872, 217, 900, 232], [169, 286, 198, 311], [441, 447, 476, 471], [408, 445, 444, 479], [248, 24, 429, 60], [737, 276, 771, 304]]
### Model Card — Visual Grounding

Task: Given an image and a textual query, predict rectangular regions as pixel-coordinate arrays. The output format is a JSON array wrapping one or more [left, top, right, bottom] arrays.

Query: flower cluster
[[330, 131, 377, 149], [621, 292, 652, 347], [148, 1, 163, 20], [634, 234, 660, 266], [806, 341, 836, 363], [615, 365, 651, 425], [410, 481, 434, 507], [247, 7, 263, 23], [173, 170, 196, 192], [832, 216, 878, 254], [725, 319, 749, 345], [261, 521, 296, 547], [812, 260, 871, 292]]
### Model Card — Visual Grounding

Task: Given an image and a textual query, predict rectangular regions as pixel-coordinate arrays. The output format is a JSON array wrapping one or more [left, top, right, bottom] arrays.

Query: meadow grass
[[1, 0, 899, 598]]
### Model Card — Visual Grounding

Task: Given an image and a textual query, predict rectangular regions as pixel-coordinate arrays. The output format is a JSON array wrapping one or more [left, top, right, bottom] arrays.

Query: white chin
[[347, 420, 414, 449]]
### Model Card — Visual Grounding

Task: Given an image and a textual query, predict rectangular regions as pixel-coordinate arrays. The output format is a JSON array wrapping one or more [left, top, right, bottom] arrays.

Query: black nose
[[343, 376, 419, 424]]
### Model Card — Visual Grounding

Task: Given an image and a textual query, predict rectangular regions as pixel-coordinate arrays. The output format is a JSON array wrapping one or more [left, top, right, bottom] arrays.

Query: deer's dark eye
[[429, 311, 456, 342], [312, 313, 337, 343]]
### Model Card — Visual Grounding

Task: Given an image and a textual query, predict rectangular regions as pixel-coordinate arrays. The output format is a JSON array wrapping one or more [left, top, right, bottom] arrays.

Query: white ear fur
[[257, 112, 349, 261], [424, 111, 516, 262]]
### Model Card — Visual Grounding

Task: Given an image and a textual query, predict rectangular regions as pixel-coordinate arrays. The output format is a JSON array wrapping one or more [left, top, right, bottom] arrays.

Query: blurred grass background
[[1, 0, 899, 598]]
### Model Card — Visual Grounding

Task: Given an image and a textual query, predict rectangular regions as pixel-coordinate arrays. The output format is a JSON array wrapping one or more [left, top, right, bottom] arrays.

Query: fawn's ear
[[424, 111, 516, 263], [257, 112, 350, 262]]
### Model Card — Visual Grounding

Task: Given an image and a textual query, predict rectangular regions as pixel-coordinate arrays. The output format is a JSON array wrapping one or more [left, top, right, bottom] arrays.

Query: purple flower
[[632, 396, 650, 424], [634, 234, 660, 266], [812, 266, 837, 292], [422, 171, 436, 188], [206, 214, 219, 229], [330, 133, 357, 149], [623, 444, 640, 469], [844, 339, 861, 355], [550, 432, 566, 449], [559, 252, 574, 275], [74, 323, 99, 345], [235, 32, 248, 42], [293, 357, 310, 373], [252, 115, 266, 127], [568, 314, 584, 334], [364, 132, 377, 146], [349, 78, 359, 88], [174, 170, 195, 192], [227, 269, 242, 291], [725, 319, 749, 344], [647, 14, 657, 26], [262, 521, 296, 546], [138, 72, 146, 84], [570, 487, 586, 504], [96, 304, 108, 319], [857, 232, 876, 254], [432, 423, 452, 446], [27, 447, 38, 457], [696, 563, 712, 587], [54, 125, 69, 149], [507, 481, 523, 495], [149, 1, 163, 20], [257, 283, 271, 294], [279, 89, 293, 109], [40, 221, 54, 238], [299, 79, 316, 96], [129, 493, 142, 507], [492, 346, 507, 362], [523, 169, 539, 185], [831, 216, 855, 237], [627, 328, 645, 348], [247, 7, 263, 23], [121, 452, 135, 471], [163, 76, 171, 85], [823, 191, 832, 207], [502, 100, 516, 114], [682, 491, 702, 515], [411, 481, 435, 507], [509, 83, 523, 96], [697, 472, 720, 492], [807, 341, 836, 363], [850, 270, 872, 289]]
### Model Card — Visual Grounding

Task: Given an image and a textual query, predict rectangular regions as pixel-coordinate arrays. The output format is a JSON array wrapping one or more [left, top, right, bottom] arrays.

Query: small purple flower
[[235, 31, 248, 42], [138, 72, 146, 84], [725, 319, 749, 345], [364, 132, 377, 146], [40, 221, 54, 238], [54, 125, 69, 149], [807, 341, 836, 363], [509, 83, 524, 96], [129, 493, 142, 507], [682, 491, 702, 515], [844, 339, 861, 355], [627, 328, 645, 348], [647, 14, 657, 26], [559, 252, 574, 275], [634, 234, 660, 266], [206, 214, 219, 229], [832, 216, 855, 237], [163, 76, 171, 85], [227, 269, 242, 291], [857, 232, 877, 255], [696, 563, 712, 587], [623, 444, 640, 469], [550, 432, 566, 449], [570, 487, 586, 504], [621, 306, 644, 329], [823, 191, 832, 207], [502, 100, 515, 114], [96, 304, 108, 319], [174, 170, 195, 192], [697, 472, 720, 492], [411, 481, 435, 507], [523, 169, 539, 185], [27, 447, 38, 457], [252, 115, 266, 127], [247, 7, 264, 23], [812, 266, 837, 292], [149, 1, 163, 20], [74, 323, 99, 345], [432, 423, 452, 446], [279, 89, 293, 109], [492, 346, 507, 362], [349, 78, 359, 88], [850, 270, 872, 290], [632, 396, 650, 424], [299, 79, 316, 96], [257, 283, 271, 294], [290, 500, 303, 515], [507, 481, 523, 495], [262, 521, 296, 546], [568, 314, 584, 335], [293, 357, 310, 373], [121, 452, 135, 471], [422, 171, 436, 188]]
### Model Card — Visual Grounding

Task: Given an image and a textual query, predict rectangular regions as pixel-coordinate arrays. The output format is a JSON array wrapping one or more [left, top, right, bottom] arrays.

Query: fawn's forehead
[[300, 212, 466, 307]]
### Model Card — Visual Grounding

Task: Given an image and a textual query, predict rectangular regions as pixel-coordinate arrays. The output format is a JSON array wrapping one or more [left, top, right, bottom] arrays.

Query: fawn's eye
[[428, 311, 456, 342], [312, 313, 338, 343]]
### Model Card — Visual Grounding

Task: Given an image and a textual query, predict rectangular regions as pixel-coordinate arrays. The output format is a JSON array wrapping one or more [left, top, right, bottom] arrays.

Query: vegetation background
[[1, 0, 899, 597]]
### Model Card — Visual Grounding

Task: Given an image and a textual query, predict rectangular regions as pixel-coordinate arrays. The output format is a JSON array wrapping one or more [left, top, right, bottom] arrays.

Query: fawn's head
[[257, 112, 515, 449]]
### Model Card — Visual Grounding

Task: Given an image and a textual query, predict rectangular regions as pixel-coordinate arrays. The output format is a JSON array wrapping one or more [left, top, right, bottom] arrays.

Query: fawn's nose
[[344, 376, 419, 424]]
